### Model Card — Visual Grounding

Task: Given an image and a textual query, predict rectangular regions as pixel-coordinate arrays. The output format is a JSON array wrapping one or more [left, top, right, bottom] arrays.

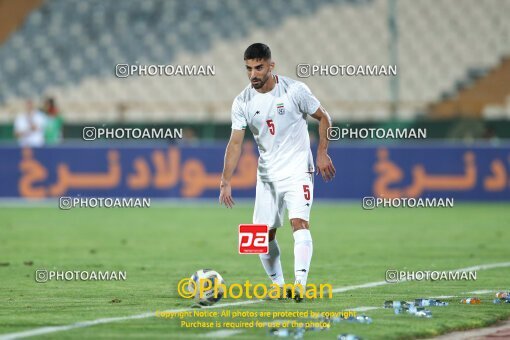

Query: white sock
[[293, 229, 313, 287], [259, 239, 285, 286]]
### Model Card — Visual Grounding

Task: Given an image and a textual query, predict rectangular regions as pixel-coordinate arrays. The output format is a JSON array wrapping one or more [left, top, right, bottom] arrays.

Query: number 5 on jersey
[[266, 119, 275, 135]]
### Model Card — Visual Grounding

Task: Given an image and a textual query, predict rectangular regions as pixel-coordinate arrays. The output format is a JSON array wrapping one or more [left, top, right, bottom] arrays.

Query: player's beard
[[251, 72, 270, 89]]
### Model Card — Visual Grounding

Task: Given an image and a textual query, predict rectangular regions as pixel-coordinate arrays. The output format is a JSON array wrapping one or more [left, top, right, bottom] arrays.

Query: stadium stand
[[0, 0, 509, 123], [0, 0, 43, 44], [428, 57, 510, 120]]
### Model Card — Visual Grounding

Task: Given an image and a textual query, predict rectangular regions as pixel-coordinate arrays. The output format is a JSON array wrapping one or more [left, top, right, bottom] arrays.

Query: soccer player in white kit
[[219, 43, 335, 301]]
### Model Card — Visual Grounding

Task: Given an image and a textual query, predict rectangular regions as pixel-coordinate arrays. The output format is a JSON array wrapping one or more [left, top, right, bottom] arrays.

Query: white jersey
[[14, 110, 46, 147], [231, 75, 320, 182]]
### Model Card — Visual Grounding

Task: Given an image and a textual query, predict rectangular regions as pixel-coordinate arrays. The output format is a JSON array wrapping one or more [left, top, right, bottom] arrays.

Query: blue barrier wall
[[1, 143, 509, 200]]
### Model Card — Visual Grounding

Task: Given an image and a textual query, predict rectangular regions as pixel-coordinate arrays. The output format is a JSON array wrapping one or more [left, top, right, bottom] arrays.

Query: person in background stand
[[14, 100, 47, 147], [43, 97, 63, 144]]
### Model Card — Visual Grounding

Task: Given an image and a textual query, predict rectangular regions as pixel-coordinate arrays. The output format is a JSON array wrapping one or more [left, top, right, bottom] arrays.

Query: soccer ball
[[188, 269, 225, 306]]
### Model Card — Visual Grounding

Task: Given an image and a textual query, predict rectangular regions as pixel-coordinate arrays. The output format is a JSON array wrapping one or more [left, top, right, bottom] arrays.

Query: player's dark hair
[[244, 43, 271, 60]]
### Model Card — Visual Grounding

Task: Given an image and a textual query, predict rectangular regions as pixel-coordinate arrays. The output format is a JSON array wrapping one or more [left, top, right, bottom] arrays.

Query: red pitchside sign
[[238, 224, 269, 254]]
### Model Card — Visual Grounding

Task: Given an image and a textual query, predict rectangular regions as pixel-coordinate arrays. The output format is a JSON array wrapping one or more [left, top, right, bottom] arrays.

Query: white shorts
[[253, 173, 314, 230]]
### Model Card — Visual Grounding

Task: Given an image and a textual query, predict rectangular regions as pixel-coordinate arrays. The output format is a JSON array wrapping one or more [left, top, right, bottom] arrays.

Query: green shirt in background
[[44, 115, 63, 144]]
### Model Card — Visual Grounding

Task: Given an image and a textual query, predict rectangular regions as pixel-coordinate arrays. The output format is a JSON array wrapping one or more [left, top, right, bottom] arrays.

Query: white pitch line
[[198, 330, 244, 338], [1, 261, 510, 340], [465, 290, 495, 295], [0, 301, 262, 340], [350, 306, 381, 312]]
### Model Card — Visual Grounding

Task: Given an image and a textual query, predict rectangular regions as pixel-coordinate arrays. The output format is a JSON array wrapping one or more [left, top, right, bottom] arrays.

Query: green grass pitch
[[1, 202, 509, 339]]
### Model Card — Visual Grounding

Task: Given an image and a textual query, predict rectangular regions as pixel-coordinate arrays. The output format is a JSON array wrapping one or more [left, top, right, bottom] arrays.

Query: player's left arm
[[311, 106, 336, 182]]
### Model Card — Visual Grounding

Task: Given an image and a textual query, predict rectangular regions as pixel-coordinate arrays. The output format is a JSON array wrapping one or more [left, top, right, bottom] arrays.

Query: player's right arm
[[219, 129, 245, 208]]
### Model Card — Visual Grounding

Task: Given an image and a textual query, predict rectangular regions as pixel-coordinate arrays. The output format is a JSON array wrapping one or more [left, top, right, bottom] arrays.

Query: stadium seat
[[0, 0, 508, 123]]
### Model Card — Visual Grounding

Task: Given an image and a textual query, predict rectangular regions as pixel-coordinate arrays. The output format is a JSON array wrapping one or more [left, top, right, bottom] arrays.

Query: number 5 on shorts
[[303, 185, 310, 200]]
